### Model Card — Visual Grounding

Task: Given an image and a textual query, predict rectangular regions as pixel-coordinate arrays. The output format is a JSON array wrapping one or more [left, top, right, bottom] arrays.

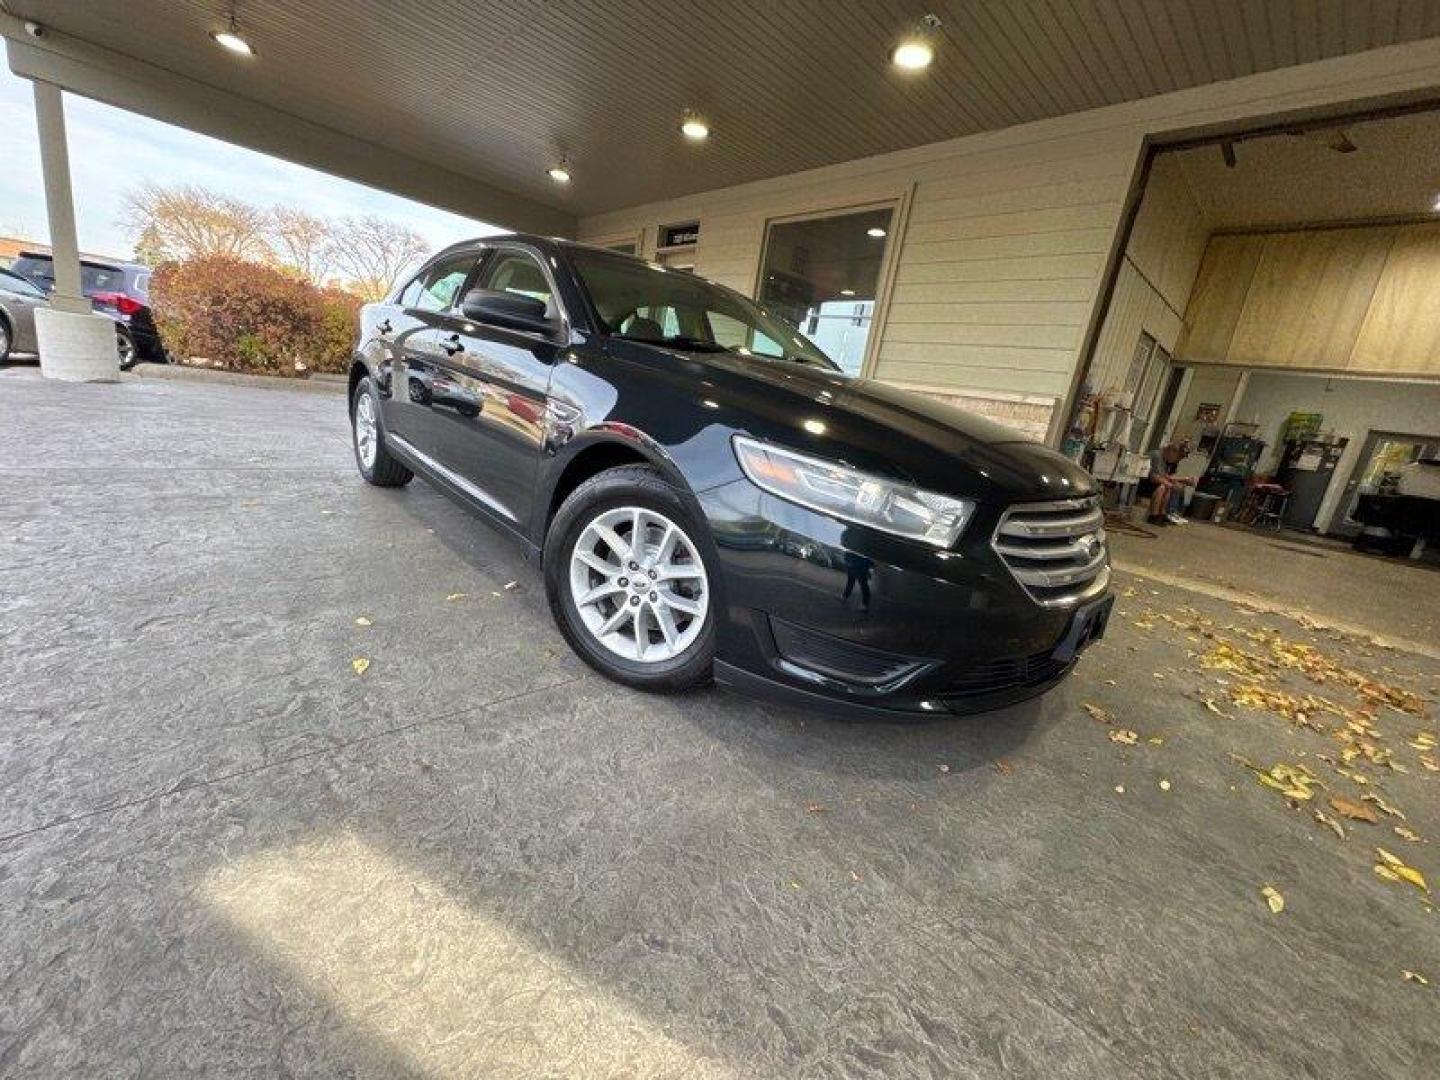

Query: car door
[[0, 268, 47, 353], [382, 251, 482, 444], [414, 246, 566, 529]]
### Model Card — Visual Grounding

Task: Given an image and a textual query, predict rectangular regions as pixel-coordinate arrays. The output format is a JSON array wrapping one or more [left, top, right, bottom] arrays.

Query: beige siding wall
[[1085, 154, 1209, 394], [578, 39, 1440, 438]]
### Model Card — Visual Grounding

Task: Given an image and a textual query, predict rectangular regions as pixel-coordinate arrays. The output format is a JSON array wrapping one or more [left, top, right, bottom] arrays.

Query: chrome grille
[[992, 496, 1110, 608]]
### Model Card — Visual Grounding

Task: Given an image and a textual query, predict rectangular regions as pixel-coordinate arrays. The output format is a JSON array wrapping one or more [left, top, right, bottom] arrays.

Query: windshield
[[569, 248, 839, 371]]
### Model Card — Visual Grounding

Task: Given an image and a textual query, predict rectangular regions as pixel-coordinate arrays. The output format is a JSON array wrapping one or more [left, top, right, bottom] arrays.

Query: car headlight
[[732, 435, 975, 548]]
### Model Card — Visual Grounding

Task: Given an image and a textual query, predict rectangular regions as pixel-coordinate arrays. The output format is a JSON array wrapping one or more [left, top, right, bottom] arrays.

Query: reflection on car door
[[418, 247, 564, 528], [382, 252, 480, 444]]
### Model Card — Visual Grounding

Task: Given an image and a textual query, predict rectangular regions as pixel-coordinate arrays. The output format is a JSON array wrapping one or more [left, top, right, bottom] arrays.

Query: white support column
[[31, 78, 119, 381]]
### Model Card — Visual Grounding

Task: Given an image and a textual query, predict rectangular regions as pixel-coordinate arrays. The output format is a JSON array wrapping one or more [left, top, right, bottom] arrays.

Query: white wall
[[579, 38, 1440, 440], [1231, 372, 1440, 531]]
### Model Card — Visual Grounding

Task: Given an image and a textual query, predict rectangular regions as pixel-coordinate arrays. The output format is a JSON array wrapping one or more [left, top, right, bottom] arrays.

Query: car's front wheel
[[544, 464, 716, 692], [350, 376, 413, 487]]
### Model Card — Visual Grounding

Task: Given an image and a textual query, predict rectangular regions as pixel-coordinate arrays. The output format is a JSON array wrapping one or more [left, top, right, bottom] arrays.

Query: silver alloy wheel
[[568, 505, 709, 663], [0, 320, 9, 358], [116, 329, 136, 367], [354, 391, 378, 468]]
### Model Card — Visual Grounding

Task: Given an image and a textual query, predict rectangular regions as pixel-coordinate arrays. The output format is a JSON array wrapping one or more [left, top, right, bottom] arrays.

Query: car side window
[[477, 251, 554, 313], [0, 268, 44, 298], [414, 255, 476, 313]]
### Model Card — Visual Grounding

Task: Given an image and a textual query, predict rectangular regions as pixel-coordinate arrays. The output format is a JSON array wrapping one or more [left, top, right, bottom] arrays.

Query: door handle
[[378, 318, 393, 336], [441, 333, 464, 357]]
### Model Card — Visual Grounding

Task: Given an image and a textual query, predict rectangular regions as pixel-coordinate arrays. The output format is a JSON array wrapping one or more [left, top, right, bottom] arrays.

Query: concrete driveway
[[1, 367, 1437, 1078]]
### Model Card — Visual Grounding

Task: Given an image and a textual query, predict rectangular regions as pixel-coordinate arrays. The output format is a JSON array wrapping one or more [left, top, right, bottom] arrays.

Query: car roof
[[432, 233, 647, 264], [16, 250, 149, 273]]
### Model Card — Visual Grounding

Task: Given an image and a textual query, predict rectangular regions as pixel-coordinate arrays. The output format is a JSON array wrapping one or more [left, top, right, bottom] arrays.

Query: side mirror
[[459, 288, 556, 335]]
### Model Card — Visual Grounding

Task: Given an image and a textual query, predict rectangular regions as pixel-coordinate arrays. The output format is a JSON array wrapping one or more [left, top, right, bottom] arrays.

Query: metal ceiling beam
[[0, 14, 575, 237]]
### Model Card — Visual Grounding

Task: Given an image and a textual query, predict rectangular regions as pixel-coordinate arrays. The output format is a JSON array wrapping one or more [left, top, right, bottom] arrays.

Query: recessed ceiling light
[[211, 13, 254, 55], [891, 40, 933, 70], [547, 161, 572, 184], [840, 288, 856, 297], [680, 115, 710, 142], [866, 227, 887, 238], [891, 13, 940, 71]]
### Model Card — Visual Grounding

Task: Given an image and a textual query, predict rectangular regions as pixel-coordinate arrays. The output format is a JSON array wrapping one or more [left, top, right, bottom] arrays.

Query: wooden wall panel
[[1350, 223, 1440, 375], [1179, 223, 1440, 378], [1175, 235, 1264, 364], [1227, 227, 1393, 369]]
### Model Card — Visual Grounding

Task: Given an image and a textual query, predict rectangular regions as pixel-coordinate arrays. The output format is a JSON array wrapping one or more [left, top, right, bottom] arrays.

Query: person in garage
[[1142, 437, 1194, 526]]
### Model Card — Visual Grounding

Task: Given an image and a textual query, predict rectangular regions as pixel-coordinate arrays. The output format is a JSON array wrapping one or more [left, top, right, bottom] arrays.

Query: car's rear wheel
[[0, 317, 11, 363], [544, 464, 716, 692], [351, 376, 413, 487], [116, 326, 137, 370]]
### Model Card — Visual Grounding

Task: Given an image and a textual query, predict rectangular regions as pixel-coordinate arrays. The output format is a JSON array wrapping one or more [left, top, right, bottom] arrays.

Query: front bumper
[[697, 480, 1111, 718]]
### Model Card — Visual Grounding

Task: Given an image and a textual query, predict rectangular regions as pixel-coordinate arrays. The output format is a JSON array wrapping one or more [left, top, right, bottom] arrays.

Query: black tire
[[116, 326, 138, 370], [544, 464, 717, 693], [350, 376, 413, 487], [0, 315, 11, 364]]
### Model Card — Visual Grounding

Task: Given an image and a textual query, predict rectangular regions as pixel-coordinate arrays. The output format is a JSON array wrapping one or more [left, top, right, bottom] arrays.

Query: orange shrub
[[151, 256, 362, 377]]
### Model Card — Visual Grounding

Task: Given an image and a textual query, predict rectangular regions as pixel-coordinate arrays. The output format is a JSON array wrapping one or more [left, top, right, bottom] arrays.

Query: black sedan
[[347, 236, 1111, 718]]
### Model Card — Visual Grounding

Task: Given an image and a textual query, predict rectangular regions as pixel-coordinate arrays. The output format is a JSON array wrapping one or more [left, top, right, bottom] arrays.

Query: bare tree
[[121, 182, 272, 263], [269, 206, 335, 284], [326, 215, 428, 301]]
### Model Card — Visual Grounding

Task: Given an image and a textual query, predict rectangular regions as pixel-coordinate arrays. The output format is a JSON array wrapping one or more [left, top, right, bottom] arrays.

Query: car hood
[[669, 350, 1095, 504]]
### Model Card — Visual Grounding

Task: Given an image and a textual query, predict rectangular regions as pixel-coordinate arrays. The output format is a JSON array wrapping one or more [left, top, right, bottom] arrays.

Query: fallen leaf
[[504, 581, 517, 590], [850, 870, 863, 883], [1147, 736, 1165, 746], [1261, 885, 1284, 914], [1329, 795, 1379, 823], [1083, 702, 1115, 725], [445, 592, 467, 602], [354, 616, 373, 627], [1394, 825, 1423, 843], [1375, 848, 1430, 894], [1403, 970, 1430, 986], [994, 758, 1014, 776], [351, 658, 370, 676], [1114, 785, 1125, 794], [1109, 729, 1138, 745], [1159, 779, 1172, 792], [804, 801, 825, 814], [1313, 810, 1346, 840], [1362, 793, 1406, 820]]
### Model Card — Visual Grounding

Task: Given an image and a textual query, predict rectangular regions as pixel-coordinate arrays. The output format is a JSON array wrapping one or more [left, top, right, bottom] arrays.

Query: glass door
[[756, 203, 897, 376], [1334, 430, 1440, 536]]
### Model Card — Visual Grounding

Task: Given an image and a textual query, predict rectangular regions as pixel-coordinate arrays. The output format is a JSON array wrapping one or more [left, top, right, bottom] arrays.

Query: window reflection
[[759, 207, 895, 376]]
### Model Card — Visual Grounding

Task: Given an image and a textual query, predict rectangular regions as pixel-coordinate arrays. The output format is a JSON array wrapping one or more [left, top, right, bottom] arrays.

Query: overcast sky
[[0, 64, 497, 260]]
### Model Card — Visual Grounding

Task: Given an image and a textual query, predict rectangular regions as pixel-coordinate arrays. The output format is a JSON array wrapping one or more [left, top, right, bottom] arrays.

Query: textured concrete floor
[[1110, 516, 1440, 648], [1, 367, 1437, 1078]]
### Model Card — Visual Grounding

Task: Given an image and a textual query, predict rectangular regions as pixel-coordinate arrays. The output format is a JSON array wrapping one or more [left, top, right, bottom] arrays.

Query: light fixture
[[547, 159, 572, 184], [210, 11, 254, 55], [680, 113, 710, 142], [1432, 193, 1440, 213], [867, 227, 887, 238], [840, 288, 856, 297], [891, 13, 940, 71]]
